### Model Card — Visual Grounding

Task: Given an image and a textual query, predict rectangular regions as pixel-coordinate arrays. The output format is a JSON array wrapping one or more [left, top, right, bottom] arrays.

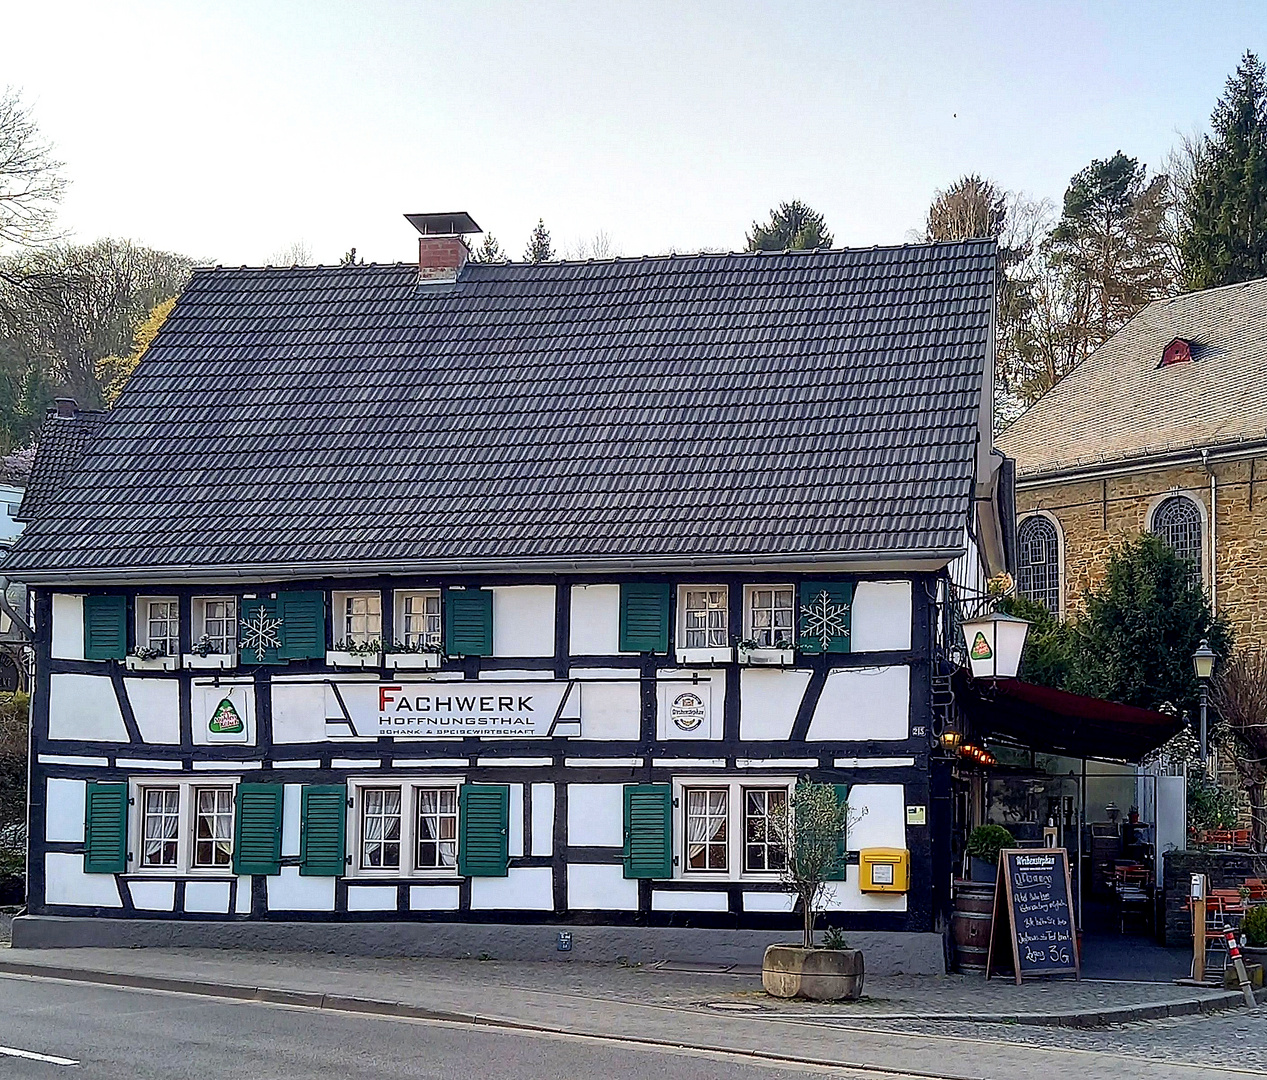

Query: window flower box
[[738, 646, 796, 667], [386, 651, 442, 671], [327, 649, 384, 669], [183, 652, 237, 671], [674, 646, 734, 666], [125, 653, 178, 672]]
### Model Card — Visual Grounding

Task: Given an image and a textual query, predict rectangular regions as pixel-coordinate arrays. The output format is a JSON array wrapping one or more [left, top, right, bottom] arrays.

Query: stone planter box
[[762, 944, 864, 1001], [737, 647, 795, 667], [386, 652, 442, 671], [183, 653, 237, 670], [125, 654, 178, 672], [326, 650, 383, 669]]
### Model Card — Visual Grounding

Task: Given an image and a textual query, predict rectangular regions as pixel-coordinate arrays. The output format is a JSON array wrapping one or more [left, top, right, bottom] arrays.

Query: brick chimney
[[49, 397, 78, 419], [404, 212, 481, 282]]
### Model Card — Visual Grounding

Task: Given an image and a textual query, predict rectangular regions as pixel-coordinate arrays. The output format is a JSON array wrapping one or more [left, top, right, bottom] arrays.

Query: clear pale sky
[[3, 0, 1265, 265]]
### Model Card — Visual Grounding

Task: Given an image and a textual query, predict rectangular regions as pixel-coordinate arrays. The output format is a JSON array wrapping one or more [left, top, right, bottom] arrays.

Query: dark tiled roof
[[3, 242, 996, 580], [14, 412, 108, 522], [998, 277, 1267, 477]]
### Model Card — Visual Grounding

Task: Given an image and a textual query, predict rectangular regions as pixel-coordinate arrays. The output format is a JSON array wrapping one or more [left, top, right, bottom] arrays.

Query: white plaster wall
[[569, 585, 631, 655], [51, 594, 85, 660], [271, 683, 327, 744], [508, 783, 524, 858], [48, 673, 127, 742], [236, 877, 252, 914], [184, 881, 231, 914], [567, 784, 624, 847], [492, 586, 556, 658], [281, 784, 303, 858], [46, 778, 85, 843], [579, 681, 640, 740], [652, 890, 728, 912], [851, 582, 912, 653], [44, 852, 121, 907], [807, 666, 909, 741], [410, 885, 460, 910], [470, 866, 554, 910], [567, 863, 638, 910], [656, 671, 724, 740], [347, 885, 399, 911], [531, 783, 555, 856], [267, 865, 335, 911], [743, 892, 795, 912], [739, 668, 812, 740], [123, 678, 180, 744], [822, 865, 908, 913], [128, 880, 175, 911], [847, 783, 908, 850]]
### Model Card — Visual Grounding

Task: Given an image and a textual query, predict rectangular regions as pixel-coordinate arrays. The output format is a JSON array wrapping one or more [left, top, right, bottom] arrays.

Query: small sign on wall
[[905, 805, 926, 826], [657, 681, 715, 739], [193, 681, 253, 745]]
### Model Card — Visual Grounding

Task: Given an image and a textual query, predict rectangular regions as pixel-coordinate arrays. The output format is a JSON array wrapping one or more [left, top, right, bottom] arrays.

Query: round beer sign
[[671, 691, 706, 732]]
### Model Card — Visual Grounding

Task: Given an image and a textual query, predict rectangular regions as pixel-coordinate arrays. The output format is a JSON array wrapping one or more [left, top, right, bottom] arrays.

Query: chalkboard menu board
[[986, 848, 1080, 984]]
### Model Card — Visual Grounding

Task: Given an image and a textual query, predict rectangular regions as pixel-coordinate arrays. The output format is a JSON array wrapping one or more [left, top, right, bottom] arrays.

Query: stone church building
[[998, 278, 1267, 646]]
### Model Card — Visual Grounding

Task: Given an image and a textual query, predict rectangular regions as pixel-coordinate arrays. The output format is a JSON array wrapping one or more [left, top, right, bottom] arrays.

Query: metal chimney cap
[[404, 212, 482, 237]]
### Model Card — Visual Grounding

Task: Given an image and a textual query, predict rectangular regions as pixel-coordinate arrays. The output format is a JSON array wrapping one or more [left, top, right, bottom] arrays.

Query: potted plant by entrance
[[762, 780, 866, 1002], [1241, 904, 1267, 966], [966, 825, 1014, 883]]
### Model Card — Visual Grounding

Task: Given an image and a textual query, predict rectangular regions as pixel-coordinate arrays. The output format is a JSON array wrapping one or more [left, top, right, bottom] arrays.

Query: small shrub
[[1242, 904, 1267, 947], [821, 926, 849, 950], [966, 824, 1015, 866]]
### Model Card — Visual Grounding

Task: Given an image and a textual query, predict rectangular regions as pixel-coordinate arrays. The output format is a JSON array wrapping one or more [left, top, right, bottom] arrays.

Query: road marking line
[[0, 1044, 78, 1066]]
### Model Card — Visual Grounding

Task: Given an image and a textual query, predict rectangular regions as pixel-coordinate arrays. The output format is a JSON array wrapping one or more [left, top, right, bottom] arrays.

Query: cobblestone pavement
[[854, 1007, 1267, 1074]]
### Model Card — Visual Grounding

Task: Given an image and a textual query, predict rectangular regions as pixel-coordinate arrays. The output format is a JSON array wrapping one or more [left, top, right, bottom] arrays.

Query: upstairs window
[[680, 587, 728, 649], [139, 598, 179, 657], [193, 597, 238, 656], [1152, 495, 1203, 579], [396, 590, 442, 648], [744, 586, 795, 647], [1016, 516, 1061, 615], [334, 591, 382, 647]]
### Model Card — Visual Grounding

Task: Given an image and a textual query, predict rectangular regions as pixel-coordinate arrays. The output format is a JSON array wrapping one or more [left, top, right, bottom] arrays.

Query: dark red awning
[[953, 671, 1185, 763]]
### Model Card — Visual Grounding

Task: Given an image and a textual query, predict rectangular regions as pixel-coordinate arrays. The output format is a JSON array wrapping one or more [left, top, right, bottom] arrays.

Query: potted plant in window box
[[737, 635, 796, 667], [762, 780, 867, 1002], [326, 639, 384, 669], [125, 645, 178, 672], [385, 640, 443, 671], [183, 633, 237, 671], [674, 643, 735, 666], [966, 824, 1014, 883]]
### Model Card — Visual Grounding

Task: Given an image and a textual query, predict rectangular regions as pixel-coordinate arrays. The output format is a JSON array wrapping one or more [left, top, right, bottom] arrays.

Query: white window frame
[[676, 585, 733, 664], [128, 776, 240, 876], [347, 777, 463, 880], [332, 591, 383, 649], [742, 584, 796, 648], [393, 589, 442, 649], [672, 776, 795, 882], [191, 596, 239, 659], [136, 596, 179, 657]]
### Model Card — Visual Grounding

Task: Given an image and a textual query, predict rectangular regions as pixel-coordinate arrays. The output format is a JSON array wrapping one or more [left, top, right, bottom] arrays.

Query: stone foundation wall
[[1016, 456, 1267, 647], [1161, 850, 1267, 945]]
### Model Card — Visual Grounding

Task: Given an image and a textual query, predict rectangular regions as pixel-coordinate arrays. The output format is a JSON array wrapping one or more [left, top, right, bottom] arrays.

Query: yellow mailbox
[[859, 848, 910, 893]]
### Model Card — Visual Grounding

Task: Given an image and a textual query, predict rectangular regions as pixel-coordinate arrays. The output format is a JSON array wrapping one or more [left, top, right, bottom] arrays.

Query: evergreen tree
[[470, 233, 505, 263], [1180, 51, 1267, 289], [524, 220, 554, 263], [745, 200, 834, 251]]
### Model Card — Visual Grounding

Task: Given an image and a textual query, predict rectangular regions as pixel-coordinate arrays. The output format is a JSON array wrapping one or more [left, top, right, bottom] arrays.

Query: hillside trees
[[746, 200, 834, 251]]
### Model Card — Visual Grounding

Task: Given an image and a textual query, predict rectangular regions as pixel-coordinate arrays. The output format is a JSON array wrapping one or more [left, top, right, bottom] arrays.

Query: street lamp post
[[1192, 638, 1217, 765]]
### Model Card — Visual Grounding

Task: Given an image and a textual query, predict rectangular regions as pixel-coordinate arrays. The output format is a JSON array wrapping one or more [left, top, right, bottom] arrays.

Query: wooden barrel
[[952, 880, 996, 973]]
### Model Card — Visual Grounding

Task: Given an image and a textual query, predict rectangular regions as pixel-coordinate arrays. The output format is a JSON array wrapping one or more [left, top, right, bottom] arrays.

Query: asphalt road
[[0, 975, 932, 1080]]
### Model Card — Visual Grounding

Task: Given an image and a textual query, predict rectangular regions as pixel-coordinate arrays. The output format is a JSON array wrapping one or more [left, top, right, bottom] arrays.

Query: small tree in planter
[[762, 780, 867, 1001]]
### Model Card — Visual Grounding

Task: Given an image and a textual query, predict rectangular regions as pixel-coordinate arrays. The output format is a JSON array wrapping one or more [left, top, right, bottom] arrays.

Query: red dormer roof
[[1160, 337, 1193, 366]]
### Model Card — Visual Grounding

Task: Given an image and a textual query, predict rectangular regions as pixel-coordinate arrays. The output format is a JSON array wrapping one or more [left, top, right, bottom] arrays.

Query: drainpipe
[[1202, 449, 1216, 615]]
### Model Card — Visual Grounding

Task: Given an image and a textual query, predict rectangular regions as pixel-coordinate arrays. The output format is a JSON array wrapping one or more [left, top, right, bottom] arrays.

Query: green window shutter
[[823, 784, 850, 881], [83, 595, 127, 660], [458, 784, 508, 877], [445, 589, 493, 656], [798, 581, 854, 654], [623, 783, 672, 879], [233, 783, 283, 875], [238, 596, 284, 664], [83, 781, 128, 873], [619, 583, 670, 653], [279, 591, 326, 660], [300, 784, 347, 876]]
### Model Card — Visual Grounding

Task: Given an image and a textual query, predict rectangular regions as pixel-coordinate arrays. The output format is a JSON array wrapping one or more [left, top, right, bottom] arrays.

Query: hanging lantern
[[960, 609, 1031, 680]]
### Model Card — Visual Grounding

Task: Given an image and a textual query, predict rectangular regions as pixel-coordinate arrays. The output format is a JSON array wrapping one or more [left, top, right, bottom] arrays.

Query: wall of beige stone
[[1016, 457, 1267, 647]]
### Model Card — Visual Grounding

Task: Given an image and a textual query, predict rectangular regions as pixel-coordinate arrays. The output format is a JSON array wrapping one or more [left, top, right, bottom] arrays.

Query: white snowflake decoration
[[800, 589, 850, 651], [239, 603, 282, 662]]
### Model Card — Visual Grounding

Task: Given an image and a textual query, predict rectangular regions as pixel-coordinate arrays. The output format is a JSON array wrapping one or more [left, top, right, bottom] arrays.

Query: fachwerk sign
[[326, 680, 581, 739]]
